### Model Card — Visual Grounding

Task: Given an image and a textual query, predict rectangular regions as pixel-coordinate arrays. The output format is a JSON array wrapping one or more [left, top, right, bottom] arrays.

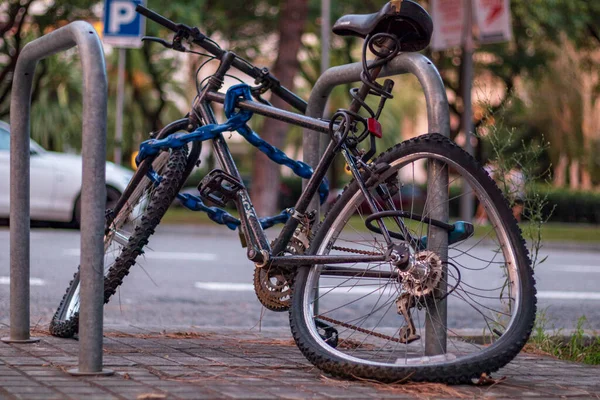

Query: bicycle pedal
[[198, 169, 243, 207]]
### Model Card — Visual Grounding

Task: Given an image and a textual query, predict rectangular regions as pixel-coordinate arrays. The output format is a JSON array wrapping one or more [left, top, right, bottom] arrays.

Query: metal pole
[[2, 21, 113, 375], [319, 0, 331, 160], [113, 48, 126, 165], [304, 53, 451, 355], [320, 0, 330, 77], [305, 54, 450, 138], [425, 161, 448, 355], [3, 52, 38, 344], [311, 0, 332, 316], [304, 0, 331, 208], [460, 0, 475, 221]]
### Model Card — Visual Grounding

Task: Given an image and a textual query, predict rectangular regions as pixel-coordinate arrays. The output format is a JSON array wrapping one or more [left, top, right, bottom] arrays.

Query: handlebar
[[135, 5, 179, 32], [135, 4, 307, 114]]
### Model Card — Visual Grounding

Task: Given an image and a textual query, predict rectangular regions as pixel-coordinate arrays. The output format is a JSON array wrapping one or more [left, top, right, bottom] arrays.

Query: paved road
[[1, 226, 599, 332]]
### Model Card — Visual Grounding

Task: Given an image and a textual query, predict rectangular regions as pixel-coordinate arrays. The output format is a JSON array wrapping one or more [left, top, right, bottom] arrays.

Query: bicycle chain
[[317, 246, 415, 346], [331, 245, 382, 256], [316, 315, 406, 344]]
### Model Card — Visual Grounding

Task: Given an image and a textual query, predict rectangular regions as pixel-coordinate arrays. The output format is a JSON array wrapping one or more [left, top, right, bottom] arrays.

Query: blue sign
[[103, 0, 146, 48]]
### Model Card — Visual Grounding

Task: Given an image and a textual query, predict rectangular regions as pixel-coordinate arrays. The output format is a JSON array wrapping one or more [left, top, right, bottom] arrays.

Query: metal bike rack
[[3, 21, 113, 375], [303, 52, 450, 355]]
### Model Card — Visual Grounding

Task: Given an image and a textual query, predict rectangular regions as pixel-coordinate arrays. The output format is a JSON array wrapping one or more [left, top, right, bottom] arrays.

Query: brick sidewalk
[[0, 326, 599, 399]]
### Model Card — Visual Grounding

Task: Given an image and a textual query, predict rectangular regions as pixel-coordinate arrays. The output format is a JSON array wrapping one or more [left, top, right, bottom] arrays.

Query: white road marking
[[194, 282, 397, 296], [537, 291, 600, 300], [193, 282, 600, 301], [194, 282, 254, 291], [64, 249, 217, 261], [0, 277, 45, 286], [546, 265, 600, 273]]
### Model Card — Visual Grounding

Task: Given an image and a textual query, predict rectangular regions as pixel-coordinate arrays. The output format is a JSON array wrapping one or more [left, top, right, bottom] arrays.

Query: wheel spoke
[[50, 149, 187, 338], [290, 136, 534, 382]]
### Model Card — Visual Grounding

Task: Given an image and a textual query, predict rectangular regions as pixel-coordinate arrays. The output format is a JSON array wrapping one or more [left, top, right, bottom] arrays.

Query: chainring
[[253, 238, 303, 312], [253, 266, 293, 312]]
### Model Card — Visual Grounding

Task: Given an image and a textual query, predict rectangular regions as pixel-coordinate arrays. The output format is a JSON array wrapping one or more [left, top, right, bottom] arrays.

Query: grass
[[526, 313, 600, 365], [161, 207, 600, 244], [161, 207, 236, 225], [529, 223, 600, 243]]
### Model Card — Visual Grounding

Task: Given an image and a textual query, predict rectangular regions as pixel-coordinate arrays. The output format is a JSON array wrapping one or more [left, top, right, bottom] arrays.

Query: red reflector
[[367, 118, 382, 138]]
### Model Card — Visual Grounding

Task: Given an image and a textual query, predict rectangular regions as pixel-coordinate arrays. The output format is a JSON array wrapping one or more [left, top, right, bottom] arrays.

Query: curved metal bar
[[6, 21, 111, 375], [303, 51, 450, 356], [305, 52, 450, 137]]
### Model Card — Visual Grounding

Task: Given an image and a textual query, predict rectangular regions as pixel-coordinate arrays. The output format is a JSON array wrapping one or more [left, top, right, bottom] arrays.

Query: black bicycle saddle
[[332, 0, 433, 52]]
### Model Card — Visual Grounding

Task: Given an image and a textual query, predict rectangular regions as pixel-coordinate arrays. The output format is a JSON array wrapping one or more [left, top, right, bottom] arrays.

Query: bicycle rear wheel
[[289, 133, 536, 383], [49, 147, 187, 338]]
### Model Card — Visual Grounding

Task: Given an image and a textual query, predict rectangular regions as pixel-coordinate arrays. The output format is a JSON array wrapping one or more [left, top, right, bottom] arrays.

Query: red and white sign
[[473, 0, 512, 43], [430, 0, 512, 50], [431, 0, 467, 51]]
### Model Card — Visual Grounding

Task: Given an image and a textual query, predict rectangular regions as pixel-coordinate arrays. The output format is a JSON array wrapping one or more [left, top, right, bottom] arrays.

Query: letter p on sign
[[109, 1, 136, 33], [103, 0, 146, 48]]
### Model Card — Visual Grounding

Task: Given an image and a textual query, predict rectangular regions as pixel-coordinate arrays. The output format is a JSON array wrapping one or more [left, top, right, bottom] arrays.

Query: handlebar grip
[[136, 4, 179, 32]]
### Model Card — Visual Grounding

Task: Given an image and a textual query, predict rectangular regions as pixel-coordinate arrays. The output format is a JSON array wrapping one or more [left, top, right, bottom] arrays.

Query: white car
[[0, 121, 134, 226]]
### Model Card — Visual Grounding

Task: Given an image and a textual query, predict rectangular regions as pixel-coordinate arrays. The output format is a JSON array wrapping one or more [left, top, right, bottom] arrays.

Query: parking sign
[[103, 0, 146, 48]]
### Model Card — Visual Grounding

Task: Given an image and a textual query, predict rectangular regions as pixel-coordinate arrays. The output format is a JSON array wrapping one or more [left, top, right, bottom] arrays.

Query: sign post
[[103, 0, 145, 165], [430, 0, 512, 220], [459, 0, 475, 221]]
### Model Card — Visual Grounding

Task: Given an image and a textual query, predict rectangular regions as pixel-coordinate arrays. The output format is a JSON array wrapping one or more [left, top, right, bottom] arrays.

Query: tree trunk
[[553, 153, 568, 187], [250, 0, 309, 216], [569, 159, 580, 190], [581, 167, 592, 190]]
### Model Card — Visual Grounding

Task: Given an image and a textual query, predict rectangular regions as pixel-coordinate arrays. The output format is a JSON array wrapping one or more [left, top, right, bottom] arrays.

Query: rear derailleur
[[395, 250, 443, 344]]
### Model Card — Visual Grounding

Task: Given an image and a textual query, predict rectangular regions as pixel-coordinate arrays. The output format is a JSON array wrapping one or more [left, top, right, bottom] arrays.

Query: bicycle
[[49, 0, 536, 383]]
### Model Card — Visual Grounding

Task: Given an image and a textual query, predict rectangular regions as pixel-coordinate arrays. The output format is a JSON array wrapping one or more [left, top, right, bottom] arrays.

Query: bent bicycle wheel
[[289, 133, 536, 383], [49, 147, 187, 338]]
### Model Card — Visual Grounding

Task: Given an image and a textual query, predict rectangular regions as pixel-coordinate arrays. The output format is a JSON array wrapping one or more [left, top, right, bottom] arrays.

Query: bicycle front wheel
[[49, 147, 187, 338], [290, 133, 536, 383]]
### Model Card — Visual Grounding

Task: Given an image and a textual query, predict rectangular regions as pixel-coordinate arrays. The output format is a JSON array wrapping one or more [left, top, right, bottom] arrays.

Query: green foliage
[[431, 0, 600, 151], [0, 0, 97, 120], [538, 186, 600, 224], [530, 312, 600, 365], [477, 98, 554, 269], [28, 54, 83, 151], [0, 0, 288, 157], [145, 0, 280, 59]]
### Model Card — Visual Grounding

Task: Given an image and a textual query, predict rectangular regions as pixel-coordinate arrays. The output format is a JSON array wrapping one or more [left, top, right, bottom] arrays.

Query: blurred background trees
[[1, 0, 599, 215], [430, 0, 600, 191]]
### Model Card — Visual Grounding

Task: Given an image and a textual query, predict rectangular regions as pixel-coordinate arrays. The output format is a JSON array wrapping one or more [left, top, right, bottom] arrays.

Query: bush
[[538, 186, 600, 224]]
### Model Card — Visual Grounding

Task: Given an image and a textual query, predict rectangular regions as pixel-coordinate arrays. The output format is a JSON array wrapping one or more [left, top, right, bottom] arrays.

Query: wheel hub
[[398, 250, 442, 297]]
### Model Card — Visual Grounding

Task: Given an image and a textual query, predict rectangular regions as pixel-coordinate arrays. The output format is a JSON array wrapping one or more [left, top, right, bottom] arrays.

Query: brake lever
[[141, 34, 188, 52], [142, 36, 173, 49]]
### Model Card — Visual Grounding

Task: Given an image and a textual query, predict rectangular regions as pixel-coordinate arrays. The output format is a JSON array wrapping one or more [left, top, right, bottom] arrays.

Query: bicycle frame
[[111, 5, 441, 276], [189, 52, 392, 269]]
